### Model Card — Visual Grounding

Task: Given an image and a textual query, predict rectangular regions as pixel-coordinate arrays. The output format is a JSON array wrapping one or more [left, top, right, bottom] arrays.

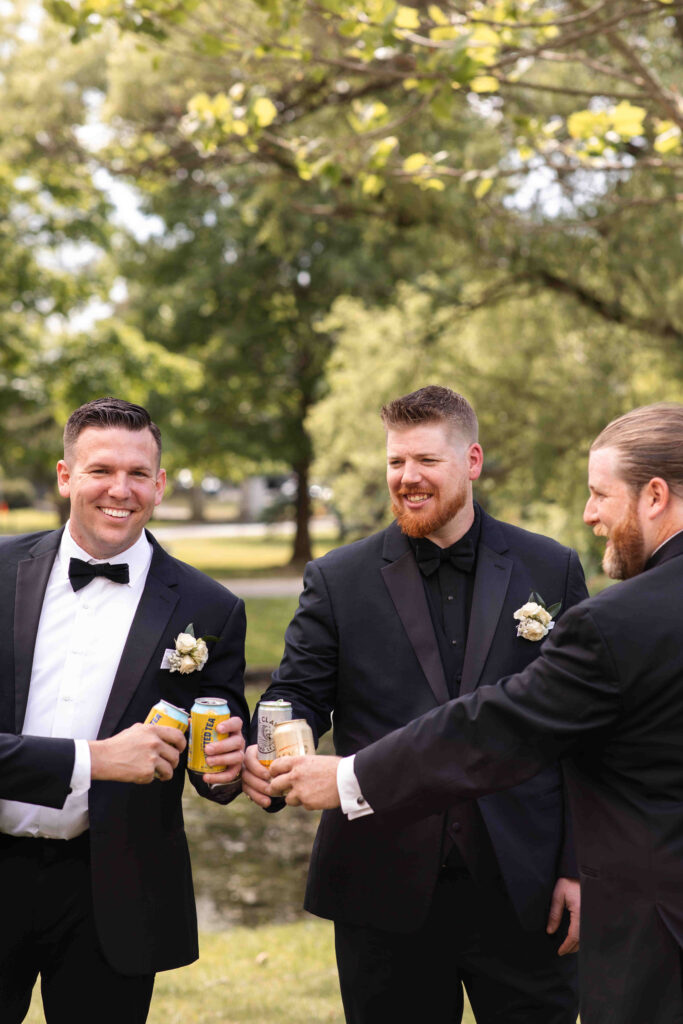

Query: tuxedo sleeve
[[0, 734, 75, 807], [187, 596, 249, 806], [355, 603, 620, 820], [556, 547, 590, 877]]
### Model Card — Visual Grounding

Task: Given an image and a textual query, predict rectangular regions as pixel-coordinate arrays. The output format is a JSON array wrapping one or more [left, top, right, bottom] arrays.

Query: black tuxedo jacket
[[0, 528, 249, 975], [354, 535, 683, 1023], [262, 509, 587, 932], [0, 733, 74, 806]]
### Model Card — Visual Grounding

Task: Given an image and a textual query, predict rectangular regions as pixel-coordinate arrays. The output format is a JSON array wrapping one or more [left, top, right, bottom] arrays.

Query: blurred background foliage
[[1, 0, 682, 569]]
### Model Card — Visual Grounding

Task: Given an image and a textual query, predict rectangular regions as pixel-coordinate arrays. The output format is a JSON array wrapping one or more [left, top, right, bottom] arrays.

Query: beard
[[601, 503, 647, 580], [392, 482, 468, 539]]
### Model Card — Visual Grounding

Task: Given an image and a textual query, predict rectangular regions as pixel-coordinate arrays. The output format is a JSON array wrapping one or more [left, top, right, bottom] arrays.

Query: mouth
[[100, 507, 133, 520], [400, 492, 433, 507]]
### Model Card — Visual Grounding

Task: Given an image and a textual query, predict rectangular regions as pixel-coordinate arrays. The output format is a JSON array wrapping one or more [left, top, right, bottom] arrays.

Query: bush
[[0, 478, 37, 510]]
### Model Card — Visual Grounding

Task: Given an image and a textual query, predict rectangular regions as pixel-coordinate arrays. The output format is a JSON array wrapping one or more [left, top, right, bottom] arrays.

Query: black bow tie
[[415, 537, 475, 578], [69, 557, 130, 592]]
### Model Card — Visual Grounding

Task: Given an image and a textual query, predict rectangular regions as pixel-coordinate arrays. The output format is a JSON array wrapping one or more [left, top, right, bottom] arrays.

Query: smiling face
[[583, 446, 646, 580], [386, 421, 483, 547], [57, 426, 166, 559]]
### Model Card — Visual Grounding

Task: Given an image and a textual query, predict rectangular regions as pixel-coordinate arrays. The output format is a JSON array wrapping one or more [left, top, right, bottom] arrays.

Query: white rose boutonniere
[[513, 592, 561, 642], [166, 623, 214, 674]]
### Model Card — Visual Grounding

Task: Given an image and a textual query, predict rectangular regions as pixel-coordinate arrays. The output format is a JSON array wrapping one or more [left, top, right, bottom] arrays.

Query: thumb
[[546, 886, 565, 935]]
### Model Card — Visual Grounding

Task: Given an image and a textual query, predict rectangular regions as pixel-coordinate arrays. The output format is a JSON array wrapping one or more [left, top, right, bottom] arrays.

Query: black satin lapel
[[382, 552, 450, 706], [97, 573, 179, 739], [14, 552, 58, 731], [460, 545, 513, 696]]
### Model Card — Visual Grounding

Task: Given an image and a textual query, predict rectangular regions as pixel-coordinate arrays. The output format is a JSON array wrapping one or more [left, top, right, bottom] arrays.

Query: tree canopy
[[1, 0, 681, 564]]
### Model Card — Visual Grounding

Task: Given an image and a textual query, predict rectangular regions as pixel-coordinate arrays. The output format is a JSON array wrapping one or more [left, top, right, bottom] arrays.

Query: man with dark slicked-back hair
[[0, 397, 249, 1024]]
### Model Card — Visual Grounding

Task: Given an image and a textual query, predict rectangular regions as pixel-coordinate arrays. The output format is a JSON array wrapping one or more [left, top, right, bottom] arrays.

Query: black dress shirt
[[410, 505, 501, 877], [411, 506, 481, 699]]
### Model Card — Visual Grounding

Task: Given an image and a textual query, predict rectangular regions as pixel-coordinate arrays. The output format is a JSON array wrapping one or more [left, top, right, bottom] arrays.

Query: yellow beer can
[[188, 697, 231, 774], [144, 699, 189, 733]]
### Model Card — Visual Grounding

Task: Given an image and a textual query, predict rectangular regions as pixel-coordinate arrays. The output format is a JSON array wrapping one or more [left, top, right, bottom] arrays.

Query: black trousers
[[334, 865, 579, 1024], [0, 832, 154, 1024]]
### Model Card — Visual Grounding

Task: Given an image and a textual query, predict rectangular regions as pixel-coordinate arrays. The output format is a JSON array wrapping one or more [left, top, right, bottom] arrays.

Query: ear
[[642, 477, 669, 520], [56, 460, 71, 499], [154, 468, 167, 507], [467, 443, 484, 482]]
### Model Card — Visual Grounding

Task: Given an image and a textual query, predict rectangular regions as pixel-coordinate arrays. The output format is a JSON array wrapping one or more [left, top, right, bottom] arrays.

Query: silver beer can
[[257, 699, 293, 766]]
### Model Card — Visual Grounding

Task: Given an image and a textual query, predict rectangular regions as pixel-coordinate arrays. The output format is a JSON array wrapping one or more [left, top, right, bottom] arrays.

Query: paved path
[[150, 516, 337, 542], [217, 576, 303, 597]]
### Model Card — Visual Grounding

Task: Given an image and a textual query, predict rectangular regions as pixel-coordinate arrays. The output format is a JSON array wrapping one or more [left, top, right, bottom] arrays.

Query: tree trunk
[[188, 484, 206, 523], [289, 457, 312, 566]]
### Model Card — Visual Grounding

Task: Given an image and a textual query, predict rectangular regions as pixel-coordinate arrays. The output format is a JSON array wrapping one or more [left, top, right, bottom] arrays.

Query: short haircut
[[591, 403, 683, 498], [63, 397, 162, 465], [380, 385, 478, 443]]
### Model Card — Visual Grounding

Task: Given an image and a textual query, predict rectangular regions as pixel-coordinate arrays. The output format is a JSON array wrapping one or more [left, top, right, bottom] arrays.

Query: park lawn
[[0, 508, 57, 534], [243, 597, 298, 670], [160, 534, 337, 578], [26, 919, 477, 1023]]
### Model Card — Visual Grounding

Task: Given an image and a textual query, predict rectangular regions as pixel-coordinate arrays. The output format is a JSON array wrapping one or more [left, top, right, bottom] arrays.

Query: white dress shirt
[[338, 755, 373, 819], [0, 524, 153, 839]]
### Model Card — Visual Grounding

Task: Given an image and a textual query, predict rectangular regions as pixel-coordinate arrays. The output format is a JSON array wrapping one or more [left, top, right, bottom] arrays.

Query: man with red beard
[[244, 385, 587, 1024], [270, 403, 683, 1024]]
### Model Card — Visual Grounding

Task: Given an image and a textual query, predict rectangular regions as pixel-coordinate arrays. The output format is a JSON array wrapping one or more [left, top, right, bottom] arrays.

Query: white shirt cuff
[[337, 754, 373, 819], [71, 740, 92, 795]]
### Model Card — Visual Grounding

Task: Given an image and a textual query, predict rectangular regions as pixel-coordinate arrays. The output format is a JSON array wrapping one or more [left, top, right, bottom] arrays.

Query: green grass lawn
[[160, 534, 336, 579], [243, 597, 298, 670], [26, 919, 477, 1023], [0, 508, 58, 534]]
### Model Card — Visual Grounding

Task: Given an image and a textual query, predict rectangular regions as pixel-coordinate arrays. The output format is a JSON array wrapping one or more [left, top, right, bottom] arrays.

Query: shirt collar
[[58, 523, 153, 586], [650, 528, 683, 559], [645, 528, 683, 572]]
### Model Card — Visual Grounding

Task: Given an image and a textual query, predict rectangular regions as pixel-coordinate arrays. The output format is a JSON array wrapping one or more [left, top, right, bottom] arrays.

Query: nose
[[401, 459, 422, 486], [107, 472, 132, 500], [583, 495, 597, 526]]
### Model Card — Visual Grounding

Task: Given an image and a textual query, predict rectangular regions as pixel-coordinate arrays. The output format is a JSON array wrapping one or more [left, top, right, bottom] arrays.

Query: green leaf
[[252, 97, 278, 127], [473, 177, 493, 199], [184, 622, 196, 637], [547, 603, 562, 618], [394, 6, 420, 30], [403, 152, 430, 173], [654, 122, 682, 155], [610, 101, 646, 139]]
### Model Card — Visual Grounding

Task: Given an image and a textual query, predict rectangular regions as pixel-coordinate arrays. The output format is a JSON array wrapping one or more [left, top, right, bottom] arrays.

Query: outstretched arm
[[270, 605, 619, 820]]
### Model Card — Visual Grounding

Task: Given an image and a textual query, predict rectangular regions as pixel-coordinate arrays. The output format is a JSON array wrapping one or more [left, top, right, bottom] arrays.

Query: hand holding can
[[257, 699, 293, 766], [273, 719, 315, 759], [188, 698, 231, 775]]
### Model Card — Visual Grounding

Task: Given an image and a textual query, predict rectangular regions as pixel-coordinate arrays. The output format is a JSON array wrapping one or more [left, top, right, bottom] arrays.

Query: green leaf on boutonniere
[[527, 592, 562, 617]]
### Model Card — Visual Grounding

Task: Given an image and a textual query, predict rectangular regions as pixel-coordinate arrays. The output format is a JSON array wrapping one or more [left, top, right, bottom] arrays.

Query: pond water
[[183, 731, 334, 931]]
